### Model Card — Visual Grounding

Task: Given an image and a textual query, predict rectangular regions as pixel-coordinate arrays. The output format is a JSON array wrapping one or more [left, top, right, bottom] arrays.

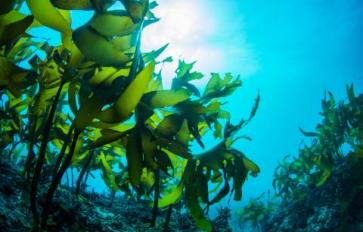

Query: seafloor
[[1, 154, 363, 231], [259, 155, 363, 232], [0, 159, 232, 232]]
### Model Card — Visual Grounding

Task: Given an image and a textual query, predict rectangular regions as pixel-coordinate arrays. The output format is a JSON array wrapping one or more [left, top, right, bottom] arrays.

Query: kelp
[[50, 0, 116, 11], [235, 86, 363, 232], [0, 1, 260, 231], [235, 193, 275, 231], [153, 93, 261, 230], [273, 85, 363, 200], [0, 56, 36, 97]]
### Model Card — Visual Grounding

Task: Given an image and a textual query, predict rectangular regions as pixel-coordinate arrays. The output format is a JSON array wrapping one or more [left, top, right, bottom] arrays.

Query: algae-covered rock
[[260, 156, 363, 232], [0, 158, 233, 232]]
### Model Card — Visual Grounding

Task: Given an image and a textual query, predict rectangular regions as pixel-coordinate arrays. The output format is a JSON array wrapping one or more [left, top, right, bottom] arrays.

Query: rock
[[0, 159, 232, 232]]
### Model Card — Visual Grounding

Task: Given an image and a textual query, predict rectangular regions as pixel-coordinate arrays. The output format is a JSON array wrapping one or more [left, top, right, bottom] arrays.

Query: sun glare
[[142, 0, 218, 86]]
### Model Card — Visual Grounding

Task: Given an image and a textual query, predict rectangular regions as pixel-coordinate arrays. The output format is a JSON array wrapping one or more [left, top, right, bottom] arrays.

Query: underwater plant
[[0, 0, 260, 231], [273, 85, 363, 199], [234, 193, 275, 232], [233, 85, 363, 231]]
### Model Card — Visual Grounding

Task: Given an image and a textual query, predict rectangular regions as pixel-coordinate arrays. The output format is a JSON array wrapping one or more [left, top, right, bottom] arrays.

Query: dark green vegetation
[[0, 0, 260, 231], [236, 86, 363, 231]]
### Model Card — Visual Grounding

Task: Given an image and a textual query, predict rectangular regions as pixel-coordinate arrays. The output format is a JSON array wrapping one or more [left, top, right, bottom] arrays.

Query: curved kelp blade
[[242, 156, 261, 177], [158, 184, 184, 208], [185, 185, 212, 232], [50, 0, 94, 10], [126, 129, 143, 187], [90, 10, 139, 37], [26, 0, 71, 35], [73, 26, 136, 67], [0, 15, 33, 45], [142, 89, 190, 108], [99, 61, 155, 123], [26, 0, 82, 65]]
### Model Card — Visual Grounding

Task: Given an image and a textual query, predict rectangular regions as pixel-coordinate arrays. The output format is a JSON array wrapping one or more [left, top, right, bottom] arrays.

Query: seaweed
[[273, 85, 363, 199], [0, 1, 260, 231], [234, 192, 275, 232], [235, 86, 363, 231]]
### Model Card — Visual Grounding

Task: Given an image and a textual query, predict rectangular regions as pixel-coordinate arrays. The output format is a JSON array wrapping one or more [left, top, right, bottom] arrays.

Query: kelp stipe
[[30, 49, 75, 225], [0, 1, 260, 231]]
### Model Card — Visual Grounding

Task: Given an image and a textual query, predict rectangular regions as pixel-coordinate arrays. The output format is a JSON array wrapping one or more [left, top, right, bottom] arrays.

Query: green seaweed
[[235, 193, 275, 232], [236, 85, 363, 231], [273, 85, 363, 200], [0, 1, 260, 231]]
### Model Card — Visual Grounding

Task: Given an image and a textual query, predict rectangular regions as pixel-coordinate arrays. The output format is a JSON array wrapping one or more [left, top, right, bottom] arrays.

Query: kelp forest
[[0, 0, 362, 232]]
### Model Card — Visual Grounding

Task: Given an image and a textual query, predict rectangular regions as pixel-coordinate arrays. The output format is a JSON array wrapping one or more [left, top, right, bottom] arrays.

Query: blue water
[[21, 0, 363, 222], [218, 0, 363, 207]]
